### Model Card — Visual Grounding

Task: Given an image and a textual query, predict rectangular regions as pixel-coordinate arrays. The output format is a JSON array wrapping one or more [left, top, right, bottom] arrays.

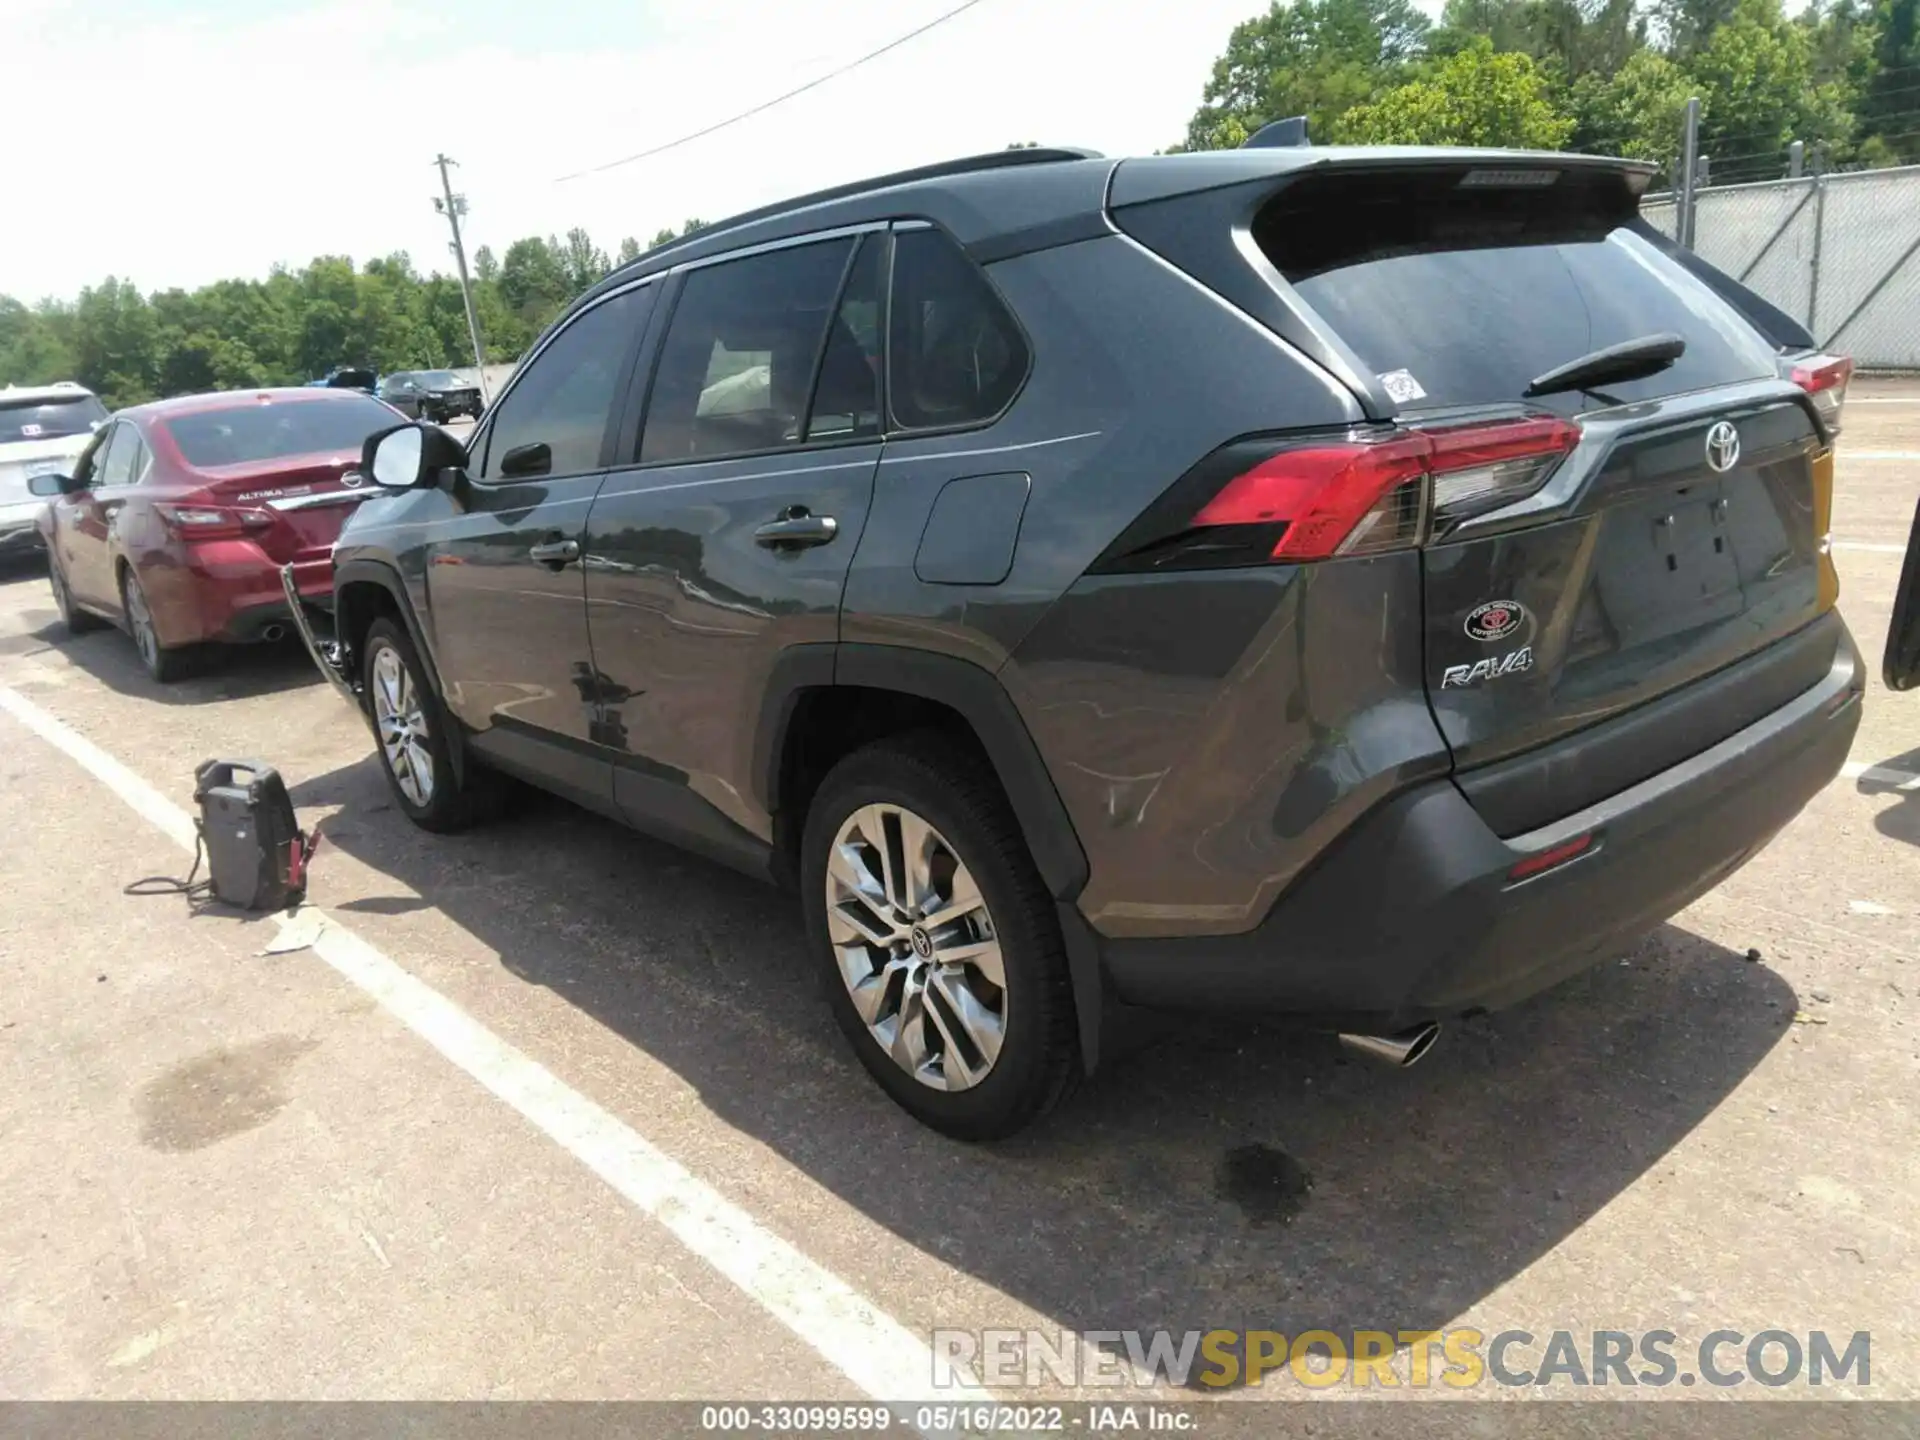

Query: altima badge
[[1442, 646, 1534, 689]]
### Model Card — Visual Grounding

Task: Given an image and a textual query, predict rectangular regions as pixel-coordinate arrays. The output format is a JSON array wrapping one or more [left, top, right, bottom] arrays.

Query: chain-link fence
[[1641, 165, 1920, 369]]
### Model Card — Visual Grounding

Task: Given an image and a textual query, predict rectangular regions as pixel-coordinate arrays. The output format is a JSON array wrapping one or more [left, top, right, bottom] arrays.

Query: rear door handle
[[528, 538, 580, 566], [754, 511, 839, 549]]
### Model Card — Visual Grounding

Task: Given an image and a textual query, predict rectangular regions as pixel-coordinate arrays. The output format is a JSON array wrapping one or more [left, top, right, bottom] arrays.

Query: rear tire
[[119, 565, 192, 682], [361, 617, 499, 832], [47, 553, 104, 635], [800, 732, 1081, 1141]]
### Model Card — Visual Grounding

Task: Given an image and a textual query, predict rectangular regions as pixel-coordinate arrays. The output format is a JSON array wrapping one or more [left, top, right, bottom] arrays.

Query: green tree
[[472, 245, 500, 283], [616, 236, 643, 266], [648, 218, 708, 248], [1183, 0, 1432, 149], [1684, 0, 1856, 178], [1856, 0, 1920, 160], [1333, 38, 1576, 146], [1568, 47, 1694, 165], [559, 226, 611, 296], [497, 236, 571, 332], [71, 278, 160, 407]]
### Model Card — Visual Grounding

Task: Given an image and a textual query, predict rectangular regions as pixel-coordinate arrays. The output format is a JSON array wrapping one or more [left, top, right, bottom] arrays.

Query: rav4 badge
[[1442, 646, 1534, 689]]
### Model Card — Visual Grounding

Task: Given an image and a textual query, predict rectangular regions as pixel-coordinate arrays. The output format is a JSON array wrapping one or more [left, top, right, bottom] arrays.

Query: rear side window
[[1256, 169, 1778, 414], [640, 237, 856, 463], [166, 395, 398, 468], [888, 228, 1028, 431]]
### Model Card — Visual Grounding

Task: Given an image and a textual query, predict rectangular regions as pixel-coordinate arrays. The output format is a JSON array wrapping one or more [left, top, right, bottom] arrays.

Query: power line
[[555, 0, 989, 182]]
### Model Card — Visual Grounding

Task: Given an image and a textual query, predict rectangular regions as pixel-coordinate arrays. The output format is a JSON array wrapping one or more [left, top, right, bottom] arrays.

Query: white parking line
[[1848, 398, 1920, 404], [1843, 759, 1920, 790], [1832, 540, 1908, 554], [1844, 450, 1920, 462], [0, 683, 982, 1428]]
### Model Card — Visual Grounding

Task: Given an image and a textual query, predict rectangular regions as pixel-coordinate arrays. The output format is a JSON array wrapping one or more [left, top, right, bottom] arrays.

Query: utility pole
[[433, 154, 491, 406], [1677, 97, 1701, 250]]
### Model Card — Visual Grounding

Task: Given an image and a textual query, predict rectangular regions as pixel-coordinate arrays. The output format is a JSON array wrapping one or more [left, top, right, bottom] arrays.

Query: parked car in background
[[32, 388, 400, 681], [377, 369, 484, 423], [0, 382, 109, 557], [307, 366, 379, 394], [297, 145, 1867, 1138]]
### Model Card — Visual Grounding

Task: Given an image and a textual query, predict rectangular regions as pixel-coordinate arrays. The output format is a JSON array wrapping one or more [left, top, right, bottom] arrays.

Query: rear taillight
[[155, 503, 273, 540], [1091, 417, 1580, 573], [1790, 353, 1852, 434]]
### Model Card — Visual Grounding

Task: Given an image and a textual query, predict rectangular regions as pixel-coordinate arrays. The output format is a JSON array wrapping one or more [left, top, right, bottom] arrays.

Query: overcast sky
[[1, 0, 1451, 302]]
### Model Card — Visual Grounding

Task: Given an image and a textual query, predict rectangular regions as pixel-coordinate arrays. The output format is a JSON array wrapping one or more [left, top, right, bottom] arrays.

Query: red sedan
[[31, 388, 401, 681]]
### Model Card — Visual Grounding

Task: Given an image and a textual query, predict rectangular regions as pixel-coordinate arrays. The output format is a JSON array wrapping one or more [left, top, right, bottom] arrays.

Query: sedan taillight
[[155, 503, 273, 540]]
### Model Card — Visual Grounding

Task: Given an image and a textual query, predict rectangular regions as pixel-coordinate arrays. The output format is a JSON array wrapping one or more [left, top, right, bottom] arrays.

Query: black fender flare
[[332, 559, 470, 785], [754, 642, 1106, 1070]]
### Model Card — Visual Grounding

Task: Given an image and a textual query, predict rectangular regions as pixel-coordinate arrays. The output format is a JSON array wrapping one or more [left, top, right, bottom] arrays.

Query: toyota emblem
[[341, 470, 366, 488], [1704, 421, 1740, 473]]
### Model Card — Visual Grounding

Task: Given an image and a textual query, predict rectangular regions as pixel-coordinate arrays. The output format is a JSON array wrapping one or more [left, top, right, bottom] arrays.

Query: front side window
[[480, 288, 645, 481], [888, 228, 1029, 431], [639, 237, 857, 464]]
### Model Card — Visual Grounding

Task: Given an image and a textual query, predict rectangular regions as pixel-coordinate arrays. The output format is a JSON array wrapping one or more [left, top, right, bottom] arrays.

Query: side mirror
[[363, 422, 466, 490], [499, 441, 552, 478], [27, 473, 77, 497]]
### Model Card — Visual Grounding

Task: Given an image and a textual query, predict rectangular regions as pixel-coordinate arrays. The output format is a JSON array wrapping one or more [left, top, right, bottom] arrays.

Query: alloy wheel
[[122, 573, 159, 671], [824, 803, 1007, 1091], [371, 643, 435, 808]]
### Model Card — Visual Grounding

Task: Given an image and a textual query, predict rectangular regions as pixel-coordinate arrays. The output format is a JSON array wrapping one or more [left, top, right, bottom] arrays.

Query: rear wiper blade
[[1524, 332, 1687, 398]]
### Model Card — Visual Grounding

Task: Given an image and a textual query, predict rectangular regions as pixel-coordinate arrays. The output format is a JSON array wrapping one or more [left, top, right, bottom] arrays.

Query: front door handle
[[528, 538, 580, 566], [754, 510, 839, 549]]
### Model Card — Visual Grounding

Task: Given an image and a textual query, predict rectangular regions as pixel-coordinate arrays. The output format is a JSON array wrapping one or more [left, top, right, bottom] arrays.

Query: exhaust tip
[[1338, 1022, 1440, 1069], [260, 623, 287, 643]]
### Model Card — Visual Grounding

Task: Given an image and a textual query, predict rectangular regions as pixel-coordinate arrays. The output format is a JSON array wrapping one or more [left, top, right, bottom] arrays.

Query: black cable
[[555, 0, 991, 182], [124, 820, 214, 902]]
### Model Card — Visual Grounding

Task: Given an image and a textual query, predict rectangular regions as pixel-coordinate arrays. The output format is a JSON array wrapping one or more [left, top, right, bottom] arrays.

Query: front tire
[[800, 733, 1081, 1141], [361, 617, 497, 832], [48, 552, 104, 635], [119, 566, 192, 682]]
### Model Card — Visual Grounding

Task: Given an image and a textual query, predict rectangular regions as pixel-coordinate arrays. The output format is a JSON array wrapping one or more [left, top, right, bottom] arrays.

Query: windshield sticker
[[1378, 370, 1427, 404]]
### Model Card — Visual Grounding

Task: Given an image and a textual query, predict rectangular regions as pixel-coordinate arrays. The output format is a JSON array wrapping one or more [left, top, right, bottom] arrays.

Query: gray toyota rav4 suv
[[287, 143, 1901, 1139]]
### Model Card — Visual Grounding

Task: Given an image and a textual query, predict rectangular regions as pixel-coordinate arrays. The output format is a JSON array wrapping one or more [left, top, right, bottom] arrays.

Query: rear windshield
[[0, 394, 109, 444], [1256, 168, 1778, 414], [164, 395, 396, 467]]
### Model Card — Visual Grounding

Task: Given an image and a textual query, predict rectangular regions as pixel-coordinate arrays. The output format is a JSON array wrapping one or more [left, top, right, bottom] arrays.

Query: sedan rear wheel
[[119, 566, 191, 682]]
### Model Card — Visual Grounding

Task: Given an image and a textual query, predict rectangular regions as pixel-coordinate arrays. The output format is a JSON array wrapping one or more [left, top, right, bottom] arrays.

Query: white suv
[[0, 382, 110, 556]]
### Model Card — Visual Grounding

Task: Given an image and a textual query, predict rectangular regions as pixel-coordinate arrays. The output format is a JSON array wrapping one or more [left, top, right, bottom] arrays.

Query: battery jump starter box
[[192, 759, 312, 911]]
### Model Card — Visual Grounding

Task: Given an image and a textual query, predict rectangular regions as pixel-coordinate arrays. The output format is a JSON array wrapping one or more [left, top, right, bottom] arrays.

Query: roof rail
[[623, 146, 1104, 273]]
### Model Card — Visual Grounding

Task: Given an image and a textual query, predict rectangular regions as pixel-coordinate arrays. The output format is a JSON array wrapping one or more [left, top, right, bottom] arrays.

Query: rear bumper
[[1101, 624, 1865, 1029], [145, 545, 333, 645], [0, 500, 47, 552]]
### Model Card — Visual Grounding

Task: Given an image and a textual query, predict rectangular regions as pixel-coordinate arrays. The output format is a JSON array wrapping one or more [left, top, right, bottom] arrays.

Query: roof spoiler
[[1243, 117, 1310, 149]]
